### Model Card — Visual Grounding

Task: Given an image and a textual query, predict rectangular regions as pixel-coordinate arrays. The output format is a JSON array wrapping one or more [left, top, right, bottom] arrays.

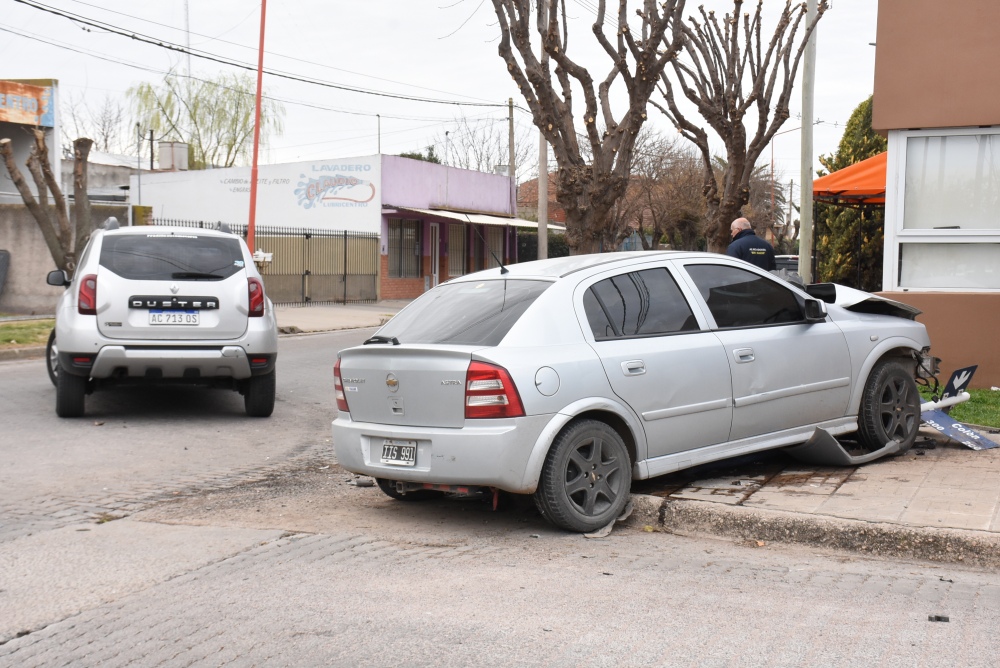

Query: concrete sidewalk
[[273, 300, 409, 333]]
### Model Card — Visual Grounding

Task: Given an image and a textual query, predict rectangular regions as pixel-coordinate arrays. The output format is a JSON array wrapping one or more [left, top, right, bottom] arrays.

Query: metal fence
[[151, 218, 380, 304]]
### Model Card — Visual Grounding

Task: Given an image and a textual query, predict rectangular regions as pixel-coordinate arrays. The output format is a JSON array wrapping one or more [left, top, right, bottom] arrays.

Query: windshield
[[100, 234, 246, 281], [377, 279, 551, 346]]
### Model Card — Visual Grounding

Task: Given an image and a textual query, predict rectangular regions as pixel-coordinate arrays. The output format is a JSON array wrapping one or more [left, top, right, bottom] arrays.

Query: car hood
[[807, 283, 922, 320]]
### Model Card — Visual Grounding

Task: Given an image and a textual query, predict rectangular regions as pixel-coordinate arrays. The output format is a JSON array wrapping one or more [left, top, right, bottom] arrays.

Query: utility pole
[[135, 123, 142, 208], [247, 0, 268, 252], [148, 130, 154, 171], [508, 98, 515, 218], [376, 114, 381, 153], [799, 0, 818, 284], [537, 0, 549, 260]]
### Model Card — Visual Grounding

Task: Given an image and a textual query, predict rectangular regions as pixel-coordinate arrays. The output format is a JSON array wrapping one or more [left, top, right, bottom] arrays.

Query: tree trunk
[[0, 138, 69, 272], [72, 138, 95, 267], [33, 130, 72, 248]]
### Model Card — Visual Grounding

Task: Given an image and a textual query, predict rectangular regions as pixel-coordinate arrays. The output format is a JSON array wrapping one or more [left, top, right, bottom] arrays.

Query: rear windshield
[[100, 234, 246, 281], [377, 279, 551, 346]]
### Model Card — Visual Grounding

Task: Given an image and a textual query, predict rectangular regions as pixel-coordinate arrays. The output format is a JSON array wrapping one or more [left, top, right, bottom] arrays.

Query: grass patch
[[920, 386, 1000, 428], [0, 319, 54, 349]]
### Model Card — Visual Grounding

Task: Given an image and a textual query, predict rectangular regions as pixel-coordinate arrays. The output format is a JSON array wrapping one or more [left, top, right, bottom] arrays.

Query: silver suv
[[46, 222, 278, 418]]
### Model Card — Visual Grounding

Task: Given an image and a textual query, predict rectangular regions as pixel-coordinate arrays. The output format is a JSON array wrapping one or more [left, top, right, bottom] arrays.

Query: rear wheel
[[56, 371, 87, 418], [244, 370, 276, 417], [859, 361, 921, 455], [534, 419, 632, 533], [46, 329, 59, 387], [375, 478, 443, 501]]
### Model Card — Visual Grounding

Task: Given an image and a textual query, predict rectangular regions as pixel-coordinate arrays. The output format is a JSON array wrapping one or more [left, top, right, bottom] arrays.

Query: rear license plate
[[149, 310, 200, 325], [380, 440, 417, 466]]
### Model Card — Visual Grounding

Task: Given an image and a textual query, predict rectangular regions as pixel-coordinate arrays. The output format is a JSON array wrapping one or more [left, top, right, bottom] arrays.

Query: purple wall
[[381, 155, 514, 215]]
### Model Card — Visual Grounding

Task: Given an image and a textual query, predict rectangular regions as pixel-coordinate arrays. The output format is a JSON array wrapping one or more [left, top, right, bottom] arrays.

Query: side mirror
[[804, 299, 828, 322], [46, 269, 70, 288]]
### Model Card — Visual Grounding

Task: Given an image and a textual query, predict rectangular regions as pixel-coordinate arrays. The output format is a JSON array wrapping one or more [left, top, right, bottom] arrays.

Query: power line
[[13, 0, 508, 108], [62, 0, 502, 106]]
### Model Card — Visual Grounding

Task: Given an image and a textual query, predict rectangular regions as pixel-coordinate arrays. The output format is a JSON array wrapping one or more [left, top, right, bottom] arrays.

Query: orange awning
[[812, 151, 886, 205]]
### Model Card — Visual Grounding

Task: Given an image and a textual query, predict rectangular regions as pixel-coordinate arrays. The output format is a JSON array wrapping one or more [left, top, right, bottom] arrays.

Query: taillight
[[465, 361, 524, 419], [248, 277, 265, 317], [78, 274, 97, 315], [333, 357, 350, 412]]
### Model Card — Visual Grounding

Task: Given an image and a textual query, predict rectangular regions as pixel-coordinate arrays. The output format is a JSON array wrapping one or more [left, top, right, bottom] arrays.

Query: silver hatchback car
[[47, 223, 278, 418], [332, 252, 936, 532]]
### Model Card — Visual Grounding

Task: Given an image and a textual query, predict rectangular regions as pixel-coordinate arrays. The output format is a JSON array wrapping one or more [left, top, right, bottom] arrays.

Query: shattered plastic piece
[[928, 615, 950, 622], [529, 533, 540, 538], [584, 522, 614, 539]]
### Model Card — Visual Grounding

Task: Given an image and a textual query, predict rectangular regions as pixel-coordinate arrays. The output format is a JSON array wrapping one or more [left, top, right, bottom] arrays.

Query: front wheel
[[244, 370, 276, 417], [46, 329, 59, 387], [858, 361, 921, 455], [534, 419, 632, 533]]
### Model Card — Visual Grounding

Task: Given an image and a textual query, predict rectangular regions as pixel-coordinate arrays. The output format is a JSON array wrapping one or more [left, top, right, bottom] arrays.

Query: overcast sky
[[2, 0, 878, 192]]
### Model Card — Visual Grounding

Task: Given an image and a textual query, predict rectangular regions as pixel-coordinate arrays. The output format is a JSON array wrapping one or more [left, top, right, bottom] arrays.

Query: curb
[[0, 345, 45, 362], [625, 494, 1000, 569]]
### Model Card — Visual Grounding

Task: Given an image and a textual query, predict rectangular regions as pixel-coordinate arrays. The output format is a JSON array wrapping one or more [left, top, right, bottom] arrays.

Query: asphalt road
[[2, 331, 1000, 666]]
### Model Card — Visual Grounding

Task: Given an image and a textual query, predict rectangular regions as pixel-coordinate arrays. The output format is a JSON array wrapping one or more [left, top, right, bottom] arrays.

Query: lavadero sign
[[0, 80, 55, 128], [295, 163, 376, 209]]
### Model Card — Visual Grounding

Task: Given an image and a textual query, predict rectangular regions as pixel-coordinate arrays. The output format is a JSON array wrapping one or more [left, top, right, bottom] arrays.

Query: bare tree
[[612, 132, 709, 251], [63, 92, 132, 155], [435, 115, 537, 183], [492, 0, 686, 254], [1, 131, 94, 272], [652, 0, 826, 251]]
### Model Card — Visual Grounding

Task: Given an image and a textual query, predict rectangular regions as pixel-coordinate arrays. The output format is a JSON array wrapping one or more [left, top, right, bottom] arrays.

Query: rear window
[[377, 279, 551, 345], [100, 234, 246, 281]]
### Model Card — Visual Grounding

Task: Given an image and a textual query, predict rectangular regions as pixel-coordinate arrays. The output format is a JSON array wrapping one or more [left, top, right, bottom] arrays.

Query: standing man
[[726, 217, 776, 271]]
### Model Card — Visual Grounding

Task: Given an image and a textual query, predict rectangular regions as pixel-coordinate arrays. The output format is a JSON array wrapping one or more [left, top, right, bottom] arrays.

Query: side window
[[686, 264, 804, 328], [583, 268, 698, 340]]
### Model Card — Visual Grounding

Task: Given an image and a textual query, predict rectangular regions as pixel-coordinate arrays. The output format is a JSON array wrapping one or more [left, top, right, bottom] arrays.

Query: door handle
[[621, 360, 646, 376], [733, 348, 755, 363]]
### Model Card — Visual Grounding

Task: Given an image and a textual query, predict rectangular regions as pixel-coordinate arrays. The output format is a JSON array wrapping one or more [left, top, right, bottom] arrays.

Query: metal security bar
[[151, 218, 379, 304]]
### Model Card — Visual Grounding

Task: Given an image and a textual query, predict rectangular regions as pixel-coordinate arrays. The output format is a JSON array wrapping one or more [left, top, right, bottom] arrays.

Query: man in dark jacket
[[726, 217, 776, 271]]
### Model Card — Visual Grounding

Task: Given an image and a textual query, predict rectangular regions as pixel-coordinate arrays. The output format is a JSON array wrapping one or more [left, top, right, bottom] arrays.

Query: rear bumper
[[60, 347, 275, 380], [331, 413, 554, 494]]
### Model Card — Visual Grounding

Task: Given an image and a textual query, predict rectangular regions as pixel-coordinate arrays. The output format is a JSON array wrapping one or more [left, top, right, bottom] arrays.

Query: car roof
[[100, 225, 239, 240], [451, 250, 732, 281]]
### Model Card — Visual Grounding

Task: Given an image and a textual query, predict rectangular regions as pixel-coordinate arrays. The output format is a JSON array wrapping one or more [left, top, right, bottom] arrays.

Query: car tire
[[534, 419, 632, 533], [56, 370, 87, 418], [859, 361, 921, 455], [375, 478, 443, 501], [244, 370, 276, 417], [46, 329, 59, 387]]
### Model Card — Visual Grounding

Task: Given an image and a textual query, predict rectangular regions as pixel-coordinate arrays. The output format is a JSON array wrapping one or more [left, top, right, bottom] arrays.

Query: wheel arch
[[519, 398, 645, 493], [849, 339, 923, 415]]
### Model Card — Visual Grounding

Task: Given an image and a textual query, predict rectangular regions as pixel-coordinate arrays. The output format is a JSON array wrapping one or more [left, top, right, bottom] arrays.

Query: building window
[[903, 134, 1000, 231], [388, 218, 422, 278], [448, 224, 466, 277], [899, 243, 1000, 289]]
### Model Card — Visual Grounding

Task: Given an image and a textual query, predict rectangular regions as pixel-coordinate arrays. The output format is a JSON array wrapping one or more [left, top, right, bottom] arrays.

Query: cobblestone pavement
[[3, 511, 1000, 667]]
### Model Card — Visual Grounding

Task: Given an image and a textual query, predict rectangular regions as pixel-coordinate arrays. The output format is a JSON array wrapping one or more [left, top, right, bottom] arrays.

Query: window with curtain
[[484, 226, 505, 269], [448, 224, 466, 277], [387, 218, 422, 278]]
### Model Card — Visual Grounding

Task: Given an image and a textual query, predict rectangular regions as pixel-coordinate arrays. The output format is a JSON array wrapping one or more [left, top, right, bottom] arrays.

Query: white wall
[[130, 155, 382, 233]]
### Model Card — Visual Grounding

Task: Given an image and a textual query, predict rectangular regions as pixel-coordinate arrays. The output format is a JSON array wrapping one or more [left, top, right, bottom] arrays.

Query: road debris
[[928, 615, 950, 622]]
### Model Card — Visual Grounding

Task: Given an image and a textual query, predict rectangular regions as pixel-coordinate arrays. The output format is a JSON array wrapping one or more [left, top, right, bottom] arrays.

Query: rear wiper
[[172, 272, 224, 280], [363, 335, 400, 345]]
